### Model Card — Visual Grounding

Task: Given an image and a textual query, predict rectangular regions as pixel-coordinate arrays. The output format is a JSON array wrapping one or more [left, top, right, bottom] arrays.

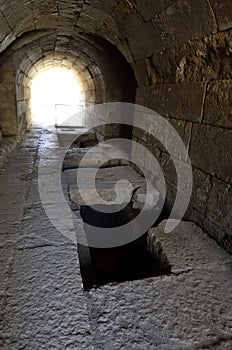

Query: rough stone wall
[[0, 64, 17, 136], [128, 3, 232, 252]]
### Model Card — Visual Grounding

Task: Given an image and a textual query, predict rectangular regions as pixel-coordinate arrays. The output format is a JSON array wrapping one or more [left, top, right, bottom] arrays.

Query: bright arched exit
[[31, 67, 84, 126]]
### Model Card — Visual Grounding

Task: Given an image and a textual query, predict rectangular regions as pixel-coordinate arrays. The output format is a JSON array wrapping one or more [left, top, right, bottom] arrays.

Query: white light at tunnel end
[[38, 102, 193, 248]]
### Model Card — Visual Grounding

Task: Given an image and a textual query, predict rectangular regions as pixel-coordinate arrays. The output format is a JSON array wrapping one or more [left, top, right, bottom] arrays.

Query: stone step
[[148, 220, 232, 273], [56, 127, 97, 147], [65, 166, 160, 210], [63, 144, 130, 169]]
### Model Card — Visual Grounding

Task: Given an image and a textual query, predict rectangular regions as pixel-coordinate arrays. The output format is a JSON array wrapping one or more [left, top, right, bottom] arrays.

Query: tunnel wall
[[74, 0, 231, 251], [123, 2, 232, 252], [0, 63, 18, 136]]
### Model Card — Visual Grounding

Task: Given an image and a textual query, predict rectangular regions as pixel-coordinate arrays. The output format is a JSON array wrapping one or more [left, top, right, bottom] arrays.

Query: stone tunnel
[[0, 1, 231, 349]]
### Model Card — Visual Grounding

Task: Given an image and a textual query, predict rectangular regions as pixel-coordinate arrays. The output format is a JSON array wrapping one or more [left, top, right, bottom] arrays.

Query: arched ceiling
[[0, 0, 120, 57], [1, 0, 227, 63], [0, 0, 230, 109]]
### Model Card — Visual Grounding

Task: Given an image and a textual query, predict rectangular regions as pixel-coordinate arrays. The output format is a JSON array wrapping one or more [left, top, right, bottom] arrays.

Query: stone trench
[[0, 124, 231, 350]]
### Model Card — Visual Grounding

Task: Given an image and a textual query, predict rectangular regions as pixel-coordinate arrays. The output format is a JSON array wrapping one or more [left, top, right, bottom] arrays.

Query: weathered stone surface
[[82, 3, 117, 34], [132, 59, 149, 87], [69, 183, 133, 206], [63, 144, 129, 169], [78, 12, 102, 33], [1, 245, 93, 350], [188, 168, 213, 216], [7, 8, 36, 35], [209, 0, 232, 30], [0, 11, 12, 44], [57, 128, 97, 146], [135, 86, 146, 105], [132, 183, 160, 210], [35, 14, 59, 30], [136, 0, 175, 22], [153, 0, 217, 49], [65, 166, 146, 188], [127, 21, 162, 60], [116, 9, 144, 40], [189, 124, 232, 183], [141, 30, 232, 85], [148, 220, 232, 271], [86, 0, 116, 15], [86, 221, 232, 350], [68, 164, 160, 210], [0, 125, 94, 350], [206, 178, 232, 237], [146, 82, 206, 123], [203, 80, 232, 129], [0, 136, 21, 171], [112, 0, 134, 20]]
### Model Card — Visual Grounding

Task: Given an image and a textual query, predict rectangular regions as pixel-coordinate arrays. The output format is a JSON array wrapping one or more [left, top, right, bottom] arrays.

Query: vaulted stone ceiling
[[0, 1, 231, 106], [1, 0, 230, 58]]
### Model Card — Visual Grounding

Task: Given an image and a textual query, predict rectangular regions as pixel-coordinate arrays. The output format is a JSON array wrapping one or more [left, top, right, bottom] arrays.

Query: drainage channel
[[76, 204, 171, 291], [60, 130, 171, 290]]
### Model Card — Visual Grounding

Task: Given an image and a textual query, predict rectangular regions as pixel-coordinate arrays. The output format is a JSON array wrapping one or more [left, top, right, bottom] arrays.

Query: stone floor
[[0, 124, 231, 349]]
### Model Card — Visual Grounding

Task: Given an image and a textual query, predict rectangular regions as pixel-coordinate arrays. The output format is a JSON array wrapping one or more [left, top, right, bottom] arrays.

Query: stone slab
[[86, 220, 232, 349], [56, 127, 96, 146], [148, 220, 232, 272], [67, 165, 161, 210], [64, 166, 146, 187], [63, 144, 129, 169]]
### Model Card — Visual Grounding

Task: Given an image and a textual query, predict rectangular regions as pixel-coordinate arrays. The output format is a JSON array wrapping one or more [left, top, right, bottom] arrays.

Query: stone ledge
[[148, 220, 232, 273]]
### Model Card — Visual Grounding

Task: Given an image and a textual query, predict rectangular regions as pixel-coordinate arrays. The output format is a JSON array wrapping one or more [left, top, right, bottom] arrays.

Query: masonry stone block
[[135, 87, 146, 106], [153, 0, 217, 49], [82, 4, 117, 33], [146, 30, 231, 85], [78, 13, 101, 33], [127, 22, 162, 60], [0, 11, 12, 44], [209, 0, 232, 30], [136, 0, 175, 22], [132, 59, 148, 87], [146, 83, 206, 123], [87, 0, 116, 14], [189, 168, 213, 215], [116, 9, 145, 40], [7, 9, 36, 35], [0, 113, 18, 136], [203, 80, 232, 129], [207, 178, 232, 237], [35, 14, 58, 30], [190, 124, 232, 183]]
